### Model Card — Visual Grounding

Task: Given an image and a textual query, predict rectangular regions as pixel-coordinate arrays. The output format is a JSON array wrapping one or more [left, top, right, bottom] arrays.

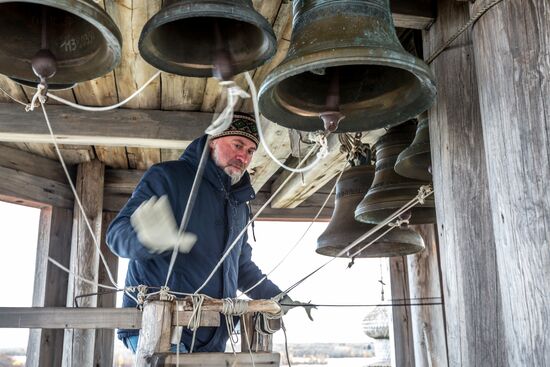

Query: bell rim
[[394, 151, 432, 181], [10, 77, 76, 91], [316, 227, 425, 258], [138, 1, 277, 77], [258, 47, 436, 132], [0, 0, 122, 84]]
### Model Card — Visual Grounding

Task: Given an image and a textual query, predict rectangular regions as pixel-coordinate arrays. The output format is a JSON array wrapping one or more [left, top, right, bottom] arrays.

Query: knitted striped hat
[[212, 112, 260, 147]]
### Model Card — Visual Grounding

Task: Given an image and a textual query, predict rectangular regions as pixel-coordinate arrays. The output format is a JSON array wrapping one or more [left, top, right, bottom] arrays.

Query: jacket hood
[[179, 135, 256, 202]]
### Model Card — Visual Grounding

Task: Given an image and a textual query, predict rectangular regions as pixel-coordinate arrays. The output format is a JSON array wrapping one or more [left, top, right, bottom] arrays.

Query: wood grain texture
[[63, 160, 105, 367], [389, 256, 415, 367], [26, 207, 73, 367], [106, 0, 161, 109], [470, 0, 550, 365], [136, 301, 173, 366], [424, 0, 506, 365], [93, 212, 119, 367], [0, 103, 213, 148], [407, 224, 448, 367], [152, 352, 280, 366]]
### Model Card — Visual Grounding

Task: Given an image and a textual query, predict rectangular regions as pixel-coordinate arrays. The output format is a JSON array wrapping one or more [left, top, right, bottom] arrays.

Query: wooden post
[[26, 206, 73, 367], [136, 300, 173, 367], [389, 257, 415, 367], [62, 160, 105, 367], [93, 212, 119, 367], [470, 1, 550, 365], [407, 224, 448, 367], [423, 0, 506, 365]]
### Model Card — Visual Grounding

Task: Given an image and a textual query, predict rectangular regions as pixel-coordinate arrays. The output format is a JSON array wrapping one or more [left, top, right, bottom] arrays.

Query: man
[[106, 113, 283, 352]]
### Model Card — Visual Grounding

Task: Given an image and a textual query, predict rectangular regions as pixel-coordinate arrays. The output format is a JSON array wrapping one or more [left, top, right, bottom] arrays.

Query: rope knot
[[221, 298, 249, 316], [417, 184, 433, 204], [308, 131, 329, 159], [136, 285, 149, 305], [205, 81, 250, 136], [159, 286, 174, 301], [25, 83, 47, 112]]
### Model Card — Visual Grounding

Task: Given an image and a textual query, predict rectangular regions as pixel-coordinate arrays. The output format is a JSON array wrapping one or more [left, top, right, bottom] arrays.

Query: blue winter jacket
[[106, 135, 281, 352]]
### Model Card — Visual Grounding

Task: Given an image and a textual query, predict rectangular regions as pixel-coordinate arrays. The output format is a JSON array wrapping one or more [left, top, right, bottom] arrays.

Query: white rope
[[0, 85, 29, 107], [193, 143, 319, 295], [239, 161, 348, 297], [38, 99, 120, 289], [187, 294, 206, 353], [241, 316, 256, 367], [205, 81, 250, 136], [245, 71, 327, 173], [46, 71, 161, 111]]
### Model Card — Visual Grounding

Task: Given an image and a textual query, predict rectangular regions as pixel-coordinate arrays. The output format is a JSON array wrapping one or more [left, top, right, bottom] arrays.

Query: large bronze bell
[[0, 1, 122, 85], [317, 164, 425, 258], [394, 112, 432, 181], [258, 0, 436, 133], [355, 121, 436, 224], [139, 0, 276, 79]]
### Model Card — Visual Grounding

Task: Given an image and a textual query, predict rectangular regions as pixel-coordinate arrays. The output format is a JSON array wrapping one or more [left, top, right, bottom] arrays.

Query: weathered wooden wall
[[470, 0, 550, 365], [407, 224, 448, 367], [424, 0, 507, 365]]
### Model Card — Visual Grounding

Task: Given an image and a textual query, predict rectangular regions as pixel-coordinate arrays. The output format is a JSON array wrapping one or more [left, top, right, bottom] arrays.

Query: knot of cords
[[308, 131, 329, 159], [25, 84, 47, 112], [205, 81, 250, 136], [417, 184, 433, 205], [159, 286, 175, 301], [187, 294, 206, 353], [221, 298, 249, 317], [390, 217, 410, 229], [136, 285, 148, 306]]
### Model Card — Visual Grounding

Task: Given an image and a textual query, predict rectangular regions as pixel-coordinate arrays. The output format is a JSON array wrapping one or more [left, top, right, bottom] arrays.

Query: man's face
[[210, 136, 257, 184]]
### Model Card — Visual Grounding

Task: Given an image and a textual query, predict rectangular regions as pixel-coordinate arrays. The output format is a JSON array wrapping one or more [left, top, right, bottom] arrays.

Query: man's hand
[[130, 195, 197, 254], [278, 294, 316, 321]]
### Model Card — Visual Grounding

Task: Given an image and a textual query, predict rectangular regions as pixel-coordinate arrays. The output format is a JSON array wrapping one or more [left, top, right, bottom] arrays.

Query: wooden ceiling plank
[[160, 148, 186, 162], [106, 0, 161, 109], [95, 146, 129, 169], [126, 147, 161, 170], [161, 75, 207, 111], [270, 129, 385, 209], [0, 103, 213, 148], [0, 75, 28, 104]]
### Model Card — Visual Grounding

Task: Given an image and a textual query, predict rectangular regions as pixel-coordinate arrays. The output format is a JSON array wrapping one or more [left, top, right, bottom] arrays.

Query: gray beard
[[211, 148, 244, 185]]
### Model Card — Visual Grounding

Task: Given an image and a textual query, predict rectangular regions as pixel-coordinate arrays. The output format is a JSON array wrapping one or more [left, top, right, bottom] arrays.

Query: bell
[[355, 121, 436, 224], [139, 0, 277, 79], [317, 164, 425, 258], [394, 112, 432, 181], [258, 0, 436, 133], [0, 1, 122, 85]]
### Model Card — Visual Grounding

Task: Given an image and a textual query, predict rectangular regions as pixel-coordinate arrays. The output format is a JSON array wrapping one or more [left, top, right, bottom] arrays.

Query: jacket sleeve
[[238, 239, 282, 300], [106, 165, 176, 261]]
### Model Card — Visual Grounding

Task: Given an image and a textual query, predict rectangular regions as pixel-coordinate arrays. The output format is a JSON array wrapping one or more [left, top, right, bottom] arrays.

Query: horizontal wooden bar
[[151, 352, 280, 366]]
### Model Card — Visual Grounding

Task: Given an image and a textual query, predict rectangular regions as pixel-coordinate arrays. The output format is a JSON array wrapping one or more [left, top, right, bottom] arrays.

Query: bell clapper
[[320, 68, 345, 132], [212, 20, 235, 81], [31, 8, 56, 98]]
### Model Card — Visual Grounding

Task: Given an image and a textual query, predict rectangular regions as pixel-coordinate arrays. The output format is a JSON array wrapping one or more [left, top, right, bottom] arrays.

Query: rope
[[38, 99, 119, 289], [279, 185, 434, 296], [46, 71, 161, 111], [245, 71, 328, 173], [241, 316, 257, 367], [193, 142, 319, 295], [239, 161, 348, 297], [426, 0, 504, 64], [187, 294, 206, 353], [205, 81, 250, 136]]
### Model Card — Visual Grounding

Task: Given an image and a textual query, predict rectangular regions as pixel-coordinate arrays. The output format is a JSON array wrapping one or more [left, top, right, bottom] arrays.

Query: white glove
[[130, 195, 197, 254]]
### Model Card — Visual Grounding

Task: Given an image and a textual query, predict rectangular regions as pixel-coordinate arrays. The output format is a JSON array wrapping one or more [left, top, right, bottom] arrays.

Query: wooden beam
[[389, 256, 415, 367], [0, 103, 213, 148], [26, 207, 73, 367], [391, 0, 436, 30], [152, 352, 280, 366], [470, 0, 550, 364], [63, 160, 104, 367], [424, 1, 506, 365], [270, 130, 383, 209], [407, 224, 448, 367]]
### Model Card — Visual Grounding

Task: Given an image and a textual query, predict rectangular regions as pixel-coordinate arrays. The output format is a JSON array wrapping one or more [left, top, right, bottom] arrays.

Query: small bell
[[394, 112, 432, 181]]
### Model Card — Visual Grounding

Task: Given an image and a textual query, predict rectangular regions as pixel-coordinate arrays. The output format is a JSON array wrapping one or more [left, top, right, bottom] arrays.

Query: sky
[[0, 201, 389, 349]]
